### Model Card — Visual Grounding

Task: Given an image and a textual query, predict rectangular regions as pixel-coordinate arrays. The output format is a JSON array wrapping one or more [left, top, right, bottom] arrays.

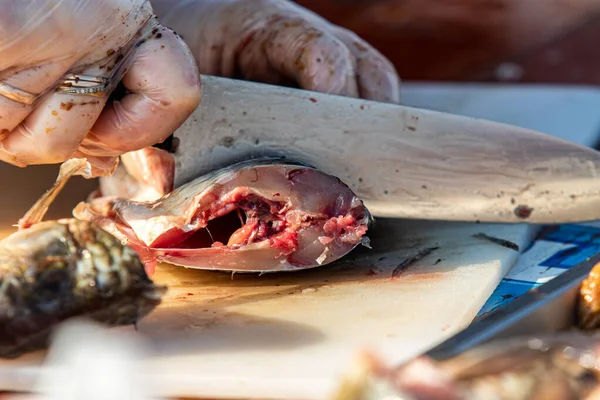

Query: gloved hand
[[0, 0, 201, 175], [114, 0, 402, 196], [152, 0, 401, 103]]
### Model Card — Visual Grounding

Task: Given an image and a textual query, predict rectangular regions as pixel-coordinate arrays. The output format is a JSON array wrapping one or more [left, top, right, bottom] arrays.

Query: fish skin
[[0, 219, 166, 358], [333, 332, 600, 400], [75, 157, 373, 273]]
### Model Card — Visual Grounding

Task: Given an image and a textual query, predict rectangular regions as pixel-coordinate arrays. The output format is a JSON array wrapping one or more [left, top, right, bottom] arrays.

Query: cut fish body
[[74, 158, 373, 274]]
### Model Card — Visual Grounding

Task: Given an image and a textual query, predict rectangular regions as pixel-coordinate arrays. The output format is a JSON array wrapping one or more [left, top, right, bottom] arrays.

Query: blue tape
[[543, 224, 600, 245], [475, 223, 600, 319]]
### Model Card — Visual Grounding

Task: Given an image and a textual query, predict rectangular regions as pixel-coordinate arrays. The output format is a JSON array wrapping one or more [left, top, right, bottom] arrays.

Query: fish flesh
[[0, 218, 166, 359], [331, 332, 600, 400], [73, 156, 373, 274]]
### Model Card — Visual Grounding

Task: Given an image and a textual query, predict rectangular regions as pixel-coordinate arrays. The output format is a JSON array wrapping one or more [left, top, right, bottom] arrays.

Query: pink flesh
[[74, 163, 370, 274], [120, 148, 175, 195]]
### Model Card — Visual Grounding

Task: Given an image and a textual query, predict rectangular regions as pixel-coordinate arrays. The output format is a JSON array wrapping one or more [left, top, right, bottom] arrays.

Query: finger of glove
[[0, 0, 154, 70], [0, 57, 75, 135], [236, 19, 359, 97], [332, 27, 401, 104], [120, 147, 175, 195], [77, 26, 201, 157], [0, 89, 106, 168]]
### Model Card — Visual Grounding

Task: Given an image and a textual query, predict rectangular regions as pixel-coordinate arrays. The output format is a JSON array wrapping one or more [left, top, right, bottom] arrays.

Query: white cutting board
[[2, 84, 600, 400], [137, 220, 534, 400]]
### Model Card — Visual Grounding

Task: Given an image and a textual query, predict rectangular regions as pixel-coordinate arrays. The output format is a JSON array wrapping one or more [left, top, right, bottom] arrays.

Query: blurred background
[[296, 0, 600, 84]]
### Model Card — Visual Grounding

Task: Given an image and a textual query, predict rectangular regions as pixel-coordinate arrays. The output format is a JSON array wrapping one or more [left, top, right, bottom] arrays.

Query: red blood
[[323, 215, 368, 244], [148, 227, 192, 248], [286, 169, 306, 182], [236, 32, 255, 53], [269, 230, 299, 255], [514, 205, 533, 219]]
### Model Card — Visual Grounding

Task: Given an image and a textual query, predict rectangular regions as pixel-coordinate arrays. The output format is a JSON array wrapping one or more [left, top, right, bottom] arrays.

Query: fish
[[0, 158, 166, 358], [0, 218, 166, 359], [331, 332, 600, 400], [73, 155, 373, 274]]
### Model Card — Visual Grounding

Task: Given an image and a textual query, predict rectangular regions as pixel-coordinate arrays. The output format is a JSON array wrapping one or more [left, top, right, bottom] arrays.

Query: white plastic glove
[[152, 0, 401, 103], [0, 0, 201, 175], [114, 0, 402, 195]]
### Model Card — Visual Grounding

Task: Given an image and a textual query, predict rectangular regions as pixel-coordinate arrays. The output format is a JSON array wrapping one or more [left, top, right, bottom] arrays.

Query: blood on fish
[[75, 158, 373, 273]]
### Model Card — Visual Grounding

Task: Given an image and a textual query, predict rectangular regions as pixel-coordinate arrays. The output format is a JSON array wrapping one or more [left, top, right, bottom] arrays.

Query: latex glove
[[151, 0, 400, 103], [110, 0, 401, 196], [0, 0, 201, 175]]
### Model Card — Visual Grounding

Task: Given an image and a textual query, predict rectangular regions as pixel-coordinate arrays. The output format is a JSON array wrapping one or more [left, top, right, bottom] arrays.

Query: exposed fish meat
[[0, 218, 166, 358], [73, 157, 373, 274], [332, 332, 600, 400]]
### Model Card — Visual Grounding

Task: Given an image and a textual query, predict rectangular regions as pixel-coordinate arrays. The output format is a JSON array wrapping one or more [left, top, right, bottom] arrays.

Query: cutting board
[[136, 220, 534, 400], [1, 84, 600, 400]]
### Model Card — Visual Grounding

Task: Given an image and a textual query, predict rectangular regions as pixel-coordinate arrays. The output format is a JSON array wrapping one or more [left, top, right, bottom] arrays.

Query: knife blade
[[168, 75, 600, 224]]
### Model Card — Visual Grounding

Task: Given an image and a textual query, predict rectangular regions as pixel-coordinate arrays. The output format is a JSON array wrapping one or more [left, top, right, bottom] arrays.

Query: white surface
[[135, 220, 535, 400], [3, 84, 600, 400]]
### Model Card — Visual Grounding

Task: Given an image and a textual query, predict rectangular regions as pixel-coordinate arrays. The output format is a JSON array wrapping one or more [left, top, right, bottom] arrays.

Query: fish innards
[[76, 157, 373, 274]]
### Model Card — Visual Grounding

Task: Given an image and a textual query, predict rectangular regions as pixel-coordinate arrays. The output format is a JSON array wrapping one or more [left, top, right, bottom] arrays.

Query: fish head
[[0, 219, 166, 331]]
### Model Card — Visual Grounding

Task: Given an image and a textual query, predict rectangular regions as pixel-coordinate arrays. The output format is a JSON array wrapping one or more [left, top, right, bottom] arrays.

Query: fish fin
[[18, 158, 92, 230]]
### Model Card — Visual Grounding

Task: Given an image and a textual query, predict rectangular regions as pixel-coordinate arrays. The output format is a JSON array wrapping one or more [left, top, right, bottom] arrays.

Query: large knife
[[167, 75, 600, 224]]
